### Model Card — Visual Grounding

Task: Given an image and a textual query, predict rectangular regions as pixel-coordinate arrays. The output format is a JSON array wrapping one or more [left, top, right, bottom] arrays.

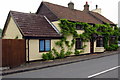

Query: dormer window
[[76, 24, 83, 30]]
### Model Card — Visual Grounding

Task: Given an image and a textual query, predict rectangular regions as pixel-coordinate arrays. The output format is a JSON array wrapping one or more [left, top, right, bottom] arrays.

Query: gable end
[[36, 2, 59, 22]]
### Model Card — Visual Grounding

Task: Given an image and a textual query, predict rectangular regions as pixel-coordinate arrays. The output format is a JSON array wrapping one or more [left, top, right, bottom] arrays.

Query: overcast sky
[[0, 0, 119, 29]]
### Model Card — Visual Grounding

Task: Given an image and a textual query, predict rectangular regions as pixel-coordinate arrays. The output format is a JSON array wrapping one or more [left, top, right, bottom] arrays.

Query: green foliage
[[58, 19, 120, 53], [0, 28, 2, 33], [52, 48, 60, 58], [59, 19, 76, 37], [65, 51, 72, 57], [42, 51, 55, 60], [65, 41, 70, 47], [106, 44, 119, 51], [74, 50, 80, 56], [42, 53, 49, 60], [82, 45, 87, 49], [52, 48, 66, 59], [74, 50, 84, 56], [42, 19, 120, 61], [103, 37, 109, 49], [47, 51, 55, 60], [55, 41, 63, 48], [59, 49, 65, 58], [71, 39, 75, 47], [118, 27, 120, 40], [0, 28, 2, 38], [15, 36, 18, 39]]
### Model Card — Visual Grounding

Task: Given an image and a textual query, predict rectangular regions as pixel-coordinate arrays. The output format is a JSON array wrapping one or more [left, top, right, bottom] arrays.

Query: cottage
[[2, 2, 116, 61]]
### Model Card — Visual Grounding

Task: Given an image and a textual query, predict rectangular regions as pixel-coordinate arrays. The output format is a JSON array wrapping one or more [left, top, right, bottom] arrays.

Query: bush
[[52, 48, 73, 59], [74, 50, 84, 56], [65, 51, 72, 57], [110, 44, 119, 50], [42, 53, 49, 60], [74, 50, 80, 56], [47, 51, 55, 60], [42, 51, 55, 60], [106, 44, 119, 51], [105, 46, 113, 51]]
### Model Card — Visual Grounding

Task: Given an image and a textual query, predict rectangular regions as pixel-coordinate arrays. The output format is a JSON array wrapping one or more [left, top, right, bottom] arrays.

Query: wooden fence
[[0, 39, 26, 68]]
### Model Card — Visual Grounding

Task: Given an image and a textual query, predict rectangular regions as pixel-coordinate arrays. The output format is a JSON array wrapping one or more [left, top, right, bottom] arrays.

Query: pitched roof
[[9, 11, 61, 38], [37, 2, 114, 24]]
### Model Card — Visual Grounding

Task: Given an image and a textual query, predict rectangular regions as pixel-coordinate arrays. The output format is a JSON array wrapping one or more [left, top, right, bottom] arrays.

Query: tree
[[0, 28, 2, 38]]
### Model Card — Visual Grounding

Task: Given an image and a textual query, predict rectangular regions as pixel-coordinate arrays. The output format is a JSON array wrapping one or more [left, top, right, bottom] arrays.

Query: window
[[109, 37, 116, 44], [76, 38, 83, 49], [39, 40, 51, 52], [90, 24, 95, 27], [76, 24, 83, 30], [96, 37, 103, 47]]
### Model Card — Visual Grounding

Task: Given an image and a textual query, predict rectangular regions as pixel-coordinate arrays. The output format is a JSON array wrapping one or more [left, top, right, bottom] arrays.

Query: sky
[[0, 0, 119, 29]]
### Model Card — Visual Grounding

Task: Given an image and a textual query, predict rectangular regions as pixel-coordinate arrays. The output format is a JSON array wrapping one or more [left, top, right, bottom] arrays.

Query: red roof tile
[[38, 2, 114, 24], [10, 11, 61, 38]]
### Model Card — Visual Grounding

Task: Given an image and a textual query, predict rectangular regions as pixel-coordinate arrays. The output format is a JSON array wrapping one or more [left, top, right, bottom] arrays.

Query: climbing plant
[[42, 19, 120, 60], [58, 19, 120, 51]]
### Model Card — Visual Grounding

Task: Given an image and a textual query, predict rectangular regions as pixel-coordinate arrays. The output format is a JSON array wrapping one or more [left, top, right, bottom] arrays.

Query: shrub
[[42, 53, 49, 60], [105, 46, 112, 51], [46, 51, 55, 60], [74, 50, 80, 56], [106, 44, 119, 51], [74, 50, 84, 56], [42, 51, 54, 60], [110, 44, 119, 50], [65, 51, 72, 57], [52, 48, 66, 59]]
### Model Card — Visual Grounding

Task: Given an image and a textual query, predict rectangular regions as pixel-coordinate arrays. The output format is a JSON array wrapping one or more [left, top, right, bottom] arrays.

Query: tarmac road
[[94, 68, 119, 78], [3, 54, 119, 78]]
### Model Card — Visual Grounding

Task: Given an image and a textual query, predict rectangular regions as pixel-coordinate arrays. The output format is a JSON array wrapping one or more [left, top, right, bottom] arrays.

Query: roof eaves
[[24, 36, 62, 39], [10, 11, 25, 37]]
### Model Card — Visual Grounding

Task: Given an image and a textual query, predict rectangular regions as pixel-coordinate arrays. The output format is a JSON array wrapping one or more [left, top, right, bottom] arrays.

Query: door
[[90, 39, 94, 53]]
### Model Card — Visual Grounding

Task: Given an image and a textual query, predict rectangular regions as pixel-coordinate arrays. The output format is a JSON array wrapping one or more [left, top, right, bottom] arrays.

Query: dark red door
[[90, 39, 94, 53]]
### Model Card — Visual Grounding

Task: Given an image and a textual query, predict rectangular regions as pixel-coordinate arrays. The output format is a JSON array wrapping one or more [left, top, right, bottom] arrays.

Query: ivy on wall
[[42, 19, 120, 60]]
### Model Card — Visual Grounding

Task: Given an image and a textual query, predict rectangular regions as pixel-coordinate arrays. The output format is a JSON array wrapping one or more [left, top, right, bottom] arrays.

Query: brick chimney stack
[[84, 2, 89, 11], [68, 1, 74, 9]]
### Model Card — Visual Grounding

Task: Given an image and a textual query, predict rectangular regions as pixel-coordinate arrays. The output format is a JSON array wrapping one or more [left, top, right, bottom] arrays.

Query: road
[[3, 54, 119, 78], [94, 68, 119, 78]]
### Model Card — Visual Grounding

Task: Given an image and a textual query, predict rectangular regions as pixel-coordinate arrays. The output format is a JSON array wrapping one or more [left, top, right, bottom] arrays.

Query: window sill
[[39, 51, 51, 53]]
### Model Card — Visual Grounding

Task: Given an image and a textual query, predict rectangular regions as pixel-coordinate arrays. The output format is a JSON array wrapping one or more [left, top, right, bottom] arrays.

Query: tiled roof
[[10, 11, 61, 38], [40, 2, 114, 24]]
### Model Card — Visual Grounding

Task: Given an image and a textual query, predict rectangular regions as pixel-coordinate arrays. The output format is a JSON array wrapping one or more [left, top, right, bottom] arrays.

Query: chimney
[[68, 1, 74, 9], [91, 5, 101, 14], [84, 2, 89, 11], [96, 5, 98, 9]]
